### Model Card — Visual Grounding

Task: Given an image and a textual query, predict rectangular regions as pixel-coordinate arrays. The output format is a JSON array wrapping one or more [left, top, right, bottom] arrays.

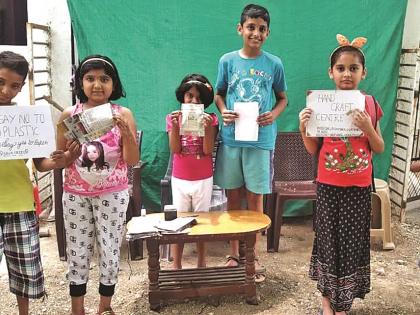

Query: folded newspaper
[[58, 103, 114, 143], [126, 216, 160, 240], [154, 217, 197, 233], [126, 216, 197, 240]]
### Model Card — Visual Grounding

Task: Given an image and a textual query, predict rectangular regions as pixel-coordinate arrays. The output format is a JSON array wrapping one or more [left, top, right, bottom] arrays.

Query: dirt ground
[[1, 211, 419, 315]]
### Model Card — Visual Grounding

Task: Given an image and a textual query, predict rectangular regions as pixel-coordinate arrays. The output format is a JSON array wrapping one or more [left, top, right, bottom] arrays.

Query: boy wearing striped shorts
[[0, 51, 65, 314]]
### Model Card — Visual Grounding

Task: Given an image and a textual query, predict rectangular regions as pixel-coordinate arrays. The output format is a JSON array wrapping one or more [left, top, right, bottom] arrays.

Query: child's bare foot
[[321, 297, 335, 315]]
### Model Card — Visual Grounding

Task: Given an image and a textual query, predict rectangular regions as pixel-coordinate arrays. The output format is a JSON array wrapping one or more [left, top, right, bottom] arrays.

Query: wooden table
[[143, 210, 270, 310]]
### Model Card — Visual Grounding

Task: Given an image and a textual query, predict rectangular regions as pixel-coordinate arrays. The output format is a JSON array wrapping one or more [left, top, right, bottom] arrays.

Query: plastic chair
[[125, 131, 145, 260], [266, 132, 317, 252], [54, 130, 144, 261], [370, 178, 395, 250]]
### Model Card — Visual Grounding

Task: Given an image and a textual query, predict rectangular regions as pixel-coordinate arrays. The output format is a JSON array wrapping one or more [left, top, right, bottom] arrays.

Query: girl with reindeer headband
[[299, 35, 384, 314]]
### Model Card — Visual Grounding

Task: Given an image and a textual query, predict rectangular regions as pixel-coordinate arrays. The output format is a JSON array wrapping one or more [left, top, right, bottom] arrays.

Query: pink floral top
[[166, 113, 218, 180], [63, 103, 128, 196]]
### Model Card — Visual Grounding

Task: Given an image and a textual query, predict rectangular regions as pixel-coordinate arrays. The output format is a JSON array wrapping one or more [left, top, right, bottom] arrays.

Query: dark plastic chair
[[54, 130, 144, 261], [125, 130, 145, 260], [160, 154, 173, 211], [266, 132, 317, 252]]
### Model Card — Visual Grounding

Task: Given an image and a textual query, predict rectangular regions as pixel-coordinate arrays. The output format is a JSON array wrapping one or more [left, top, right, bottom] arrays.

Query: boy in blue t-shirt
[[214, 4, 287, 281]]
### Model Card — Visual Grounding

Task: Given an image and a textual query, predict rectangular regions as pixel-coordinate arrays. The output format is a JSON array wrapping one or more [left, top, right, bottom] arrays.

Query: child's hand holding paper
[[221, 109, 239, 126], [257, 111, 274, 126]]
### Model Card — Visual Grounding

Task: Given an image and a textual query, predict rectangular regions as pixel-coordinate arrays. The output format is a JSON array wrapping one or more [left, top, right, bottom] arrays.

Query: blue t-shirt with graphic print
[[215, 50, 287, 150]]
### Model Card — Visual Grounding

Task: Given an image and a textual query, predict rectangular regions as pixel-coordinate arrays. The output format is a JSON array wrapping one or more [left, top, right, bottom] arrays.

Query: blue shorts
[[214, 144, 273, 194]]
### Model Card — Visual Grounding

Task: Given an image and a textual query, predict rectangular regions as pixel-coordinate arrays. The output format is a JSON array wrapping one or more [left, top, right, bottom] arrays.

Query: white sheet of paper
[[0, 104, 56, 160], [234, 102, 259, 141], [306, 90, 365, 137]]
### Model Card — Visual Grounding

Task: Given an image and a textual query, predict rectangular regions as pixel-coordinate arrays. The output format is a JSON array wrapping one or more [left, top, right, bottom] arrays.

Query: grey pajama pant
[[63, 190, 128, 295]]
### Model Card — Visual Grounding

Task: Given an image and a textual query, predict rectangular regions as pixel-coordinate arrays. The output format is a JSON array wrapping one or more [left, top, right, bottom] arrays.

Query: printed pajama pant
[[63, 190, 128, 295]]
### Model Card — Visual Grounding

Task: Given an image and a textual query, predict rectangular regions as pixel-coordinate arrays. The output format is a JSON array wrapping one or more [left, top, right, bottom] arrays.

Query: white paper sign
[[0, 105, 56, 160], [306, 90, 365, 137], [234, 101, 259, 141]]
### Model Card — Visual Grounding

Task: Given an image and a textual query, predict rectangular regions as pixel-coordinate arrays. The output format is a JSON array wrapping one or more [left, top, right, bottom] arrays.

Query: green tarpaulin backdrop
[[67, 0, 407, 214]]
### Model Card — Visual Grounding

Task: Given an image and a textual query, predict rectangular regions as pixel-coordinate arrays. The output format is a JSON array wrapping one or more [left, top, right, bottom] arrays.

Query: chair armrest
[[160, 176, 172, 211], [130, 167, 142, 216], [133, 160, 146, 170], [160, 155, 173, 211]]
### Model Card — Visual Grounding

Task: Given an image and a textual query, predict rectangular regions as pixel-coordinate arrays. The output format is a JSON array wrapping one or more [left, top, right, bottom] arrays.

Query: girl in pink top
[[299, 35, 384, 315], [57, 55, 139, 315], [166, 74, 218, 269]]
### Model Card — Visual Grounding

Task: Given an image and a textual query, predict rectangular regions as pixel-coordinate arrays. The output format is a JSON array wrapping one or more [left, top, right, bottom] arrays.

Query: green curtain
[[67, 0, 407, 213]]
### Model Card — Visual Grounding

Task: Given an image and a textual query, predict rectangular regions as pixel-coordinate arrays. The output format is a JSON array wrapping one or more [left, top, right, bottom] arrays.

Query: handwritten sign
[[306, 90, 365, 137], [0, 105, 56, 160]]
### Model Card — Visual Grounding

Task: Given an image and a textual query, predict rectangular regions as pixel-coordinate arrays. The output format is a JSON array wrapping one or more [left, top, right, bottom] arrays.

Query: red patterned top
[[317, 96, 383, 187]]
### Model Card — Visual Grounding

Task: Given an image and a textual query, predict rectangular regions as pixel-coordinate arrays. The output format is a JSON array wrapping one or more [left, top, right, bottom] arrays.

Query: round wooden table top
[[147, 210, 271, 236]]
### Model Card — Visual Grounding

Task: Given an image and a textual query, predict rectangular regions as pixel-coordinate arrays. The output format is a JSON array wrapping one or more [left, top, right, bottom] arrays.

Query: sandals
[[254, 258, 266, 274], [225, 255, 240, 267], [254, 257, 266, 283], [99, 308, 115, 315], [255, 272, 266, 283], [225, 255, 266, 283]]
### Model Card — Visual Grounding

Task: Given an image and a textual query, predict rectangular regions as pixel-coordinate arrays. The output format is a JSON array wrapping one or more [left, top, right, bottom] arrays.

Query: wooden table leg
[[239, 240, 246, 264], [244, 233, 258, 305], [147, 238, 161, 311]]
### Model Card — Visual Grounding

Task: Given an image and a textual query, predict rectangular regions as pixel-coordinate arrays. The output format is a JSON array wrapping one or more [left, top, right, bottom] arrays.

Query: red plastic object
[[33, 185, 42, 216]]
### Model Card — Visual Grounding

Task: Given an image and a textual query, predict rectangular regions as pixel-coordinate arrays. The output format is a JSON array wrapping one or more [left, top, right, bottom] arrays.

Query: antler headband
[[331, 34, 367, 58]]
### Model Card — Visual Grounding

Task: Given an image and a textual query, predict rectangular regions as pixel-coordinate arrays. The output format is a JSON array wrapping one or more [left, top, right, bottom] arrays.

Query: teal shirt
[[215, 50, 287, 150]]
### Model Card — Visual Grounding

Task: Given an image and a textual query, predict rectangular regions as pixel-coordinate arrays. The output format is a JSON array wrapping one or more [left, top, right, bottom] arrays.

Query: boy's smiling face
[[237, 17, 269, 51], [0, 68, 25, 105]]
